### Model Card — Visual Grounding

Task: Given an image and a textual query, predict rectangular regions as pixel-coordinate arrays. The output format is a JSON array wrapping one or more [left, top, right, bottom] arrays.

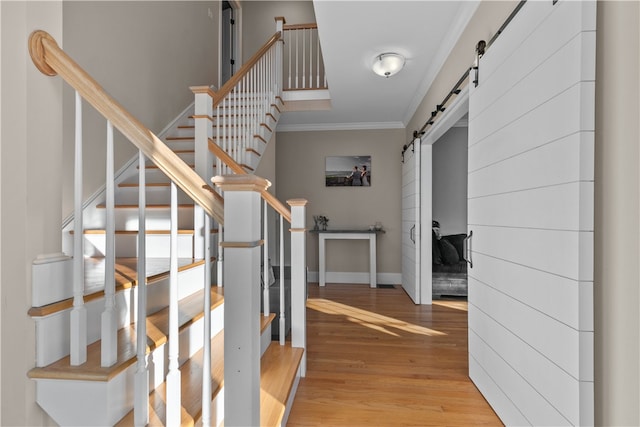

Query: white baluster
[[316, 29, 321, 88], [202, 213, 212, 427], [222, 99, 227, 175], [241, 76, 247, 168], [252, 66, 257, 151], [70, 90, 87, 366], [288, 198, 308, 375], [216, 104, 222, 176], [165, 181, 181, 426], [101, 120, 117, 367], [288, 30, 292, 90], [302, 28, 307, 88], [217, 220, 224, 288], [263, 200, 270, 317], [279, 214, 285, 345], [295, 30, 299, 89], [134, 149, 149, 427]]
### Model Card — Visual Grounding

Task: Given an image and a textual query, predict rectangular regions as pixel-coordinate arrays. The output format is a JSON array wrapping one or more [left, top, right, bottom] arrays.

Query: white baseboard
[[307, 271, 401, 285], [32, 253, 73, 307]]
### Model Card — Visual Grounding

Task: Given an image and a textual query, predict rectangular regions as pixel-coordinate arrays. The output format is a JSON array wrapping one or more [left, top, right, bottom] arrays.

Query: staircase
[[27, 17, 310, 427]]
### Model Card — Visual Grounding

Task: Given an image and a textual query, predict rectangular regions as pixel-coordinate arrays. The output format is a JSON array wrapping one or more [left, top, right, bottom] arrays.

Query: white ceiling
[[277, 0, 479, 132]]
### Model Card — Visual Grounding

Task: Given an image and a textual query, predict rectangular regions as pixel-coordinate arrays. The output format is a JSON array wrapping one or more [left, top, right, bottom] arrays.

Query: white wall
[[61, 1, 220, 219], [1, 2, 62, 425], [432, 125, 468, 236], [276, 129, 404, 278]]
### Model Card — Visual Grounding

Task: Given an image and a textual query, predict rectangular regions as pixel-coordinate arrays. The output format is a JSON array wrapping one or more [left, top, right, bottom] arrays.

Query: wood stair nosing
[[116, 314, 295, 427], [77, 229, 219, 236], [28, 286, 224, 383], [165, 136, 195, 142], [138, 164, 195, 170], [96, 203, 195, 209], [28, 257, 210, 317]]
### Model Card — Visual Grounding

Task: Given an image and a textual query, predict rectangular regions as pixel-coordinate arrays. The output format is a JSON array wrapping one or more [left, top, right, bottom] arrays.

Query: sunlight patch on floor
[[307, 298, 446, 337], [432, 299, 468, 312]]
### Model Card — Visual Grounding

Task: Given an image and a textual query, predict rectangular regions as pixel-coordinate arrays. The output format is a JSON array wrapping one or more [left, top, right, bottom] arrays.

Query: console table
[[314, 229, 383, 288]]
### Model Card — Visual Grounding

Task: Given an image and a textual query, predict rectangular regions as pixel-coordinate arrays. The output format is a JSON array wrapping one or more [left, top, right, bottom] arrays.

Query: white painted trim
[[308, 271, 401, 285], [281, 372, 301, 427], [421, 85, 469, 146], [282, 89, 330, 102], [32, 254, 72, 307], [276, 121, 404, 132]]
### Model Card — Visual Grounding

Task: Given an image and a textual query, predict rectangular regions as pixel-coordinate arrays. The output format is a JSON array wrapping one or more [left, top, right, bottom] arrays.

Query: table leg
[[370, 234, 376, 288], [319, 235, 326, 286]]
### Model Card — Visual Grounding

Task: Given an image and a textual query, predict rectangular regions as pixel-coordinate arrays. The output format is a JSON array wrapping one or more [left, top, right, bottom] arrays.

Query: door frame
[[419, 86, 469, 304], [219, 0, 242, 88]]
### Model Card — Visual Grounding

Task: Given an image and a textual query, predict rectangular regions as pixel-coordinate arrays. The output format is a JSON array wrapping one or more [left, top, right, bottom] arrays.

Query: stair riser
[[108, 206, 195, 230], [112, 186, 196, 206], [35, 301, 225, 427], [83, 233, 195, 258], [34, 264, 206, 367]]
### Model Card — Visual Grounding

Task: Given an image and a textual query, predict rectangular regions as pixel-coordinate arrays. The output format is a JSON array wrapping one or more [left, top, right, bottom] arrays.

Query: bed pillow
[[439, 238, 460, 265], [432, 230, 443, 265]]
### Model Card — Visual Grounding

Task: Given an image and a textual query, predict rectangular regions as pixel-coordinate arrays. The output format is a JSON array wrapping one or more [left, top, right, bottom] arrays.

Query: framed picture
[[325, 155, 372, 187]]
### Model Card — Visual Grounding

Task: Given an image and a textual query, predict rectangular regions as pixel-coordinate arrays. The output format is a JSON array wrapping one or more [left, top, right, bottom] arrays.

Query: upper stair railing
[[204, 20, 284, 177], [283, 22, 327, 90]]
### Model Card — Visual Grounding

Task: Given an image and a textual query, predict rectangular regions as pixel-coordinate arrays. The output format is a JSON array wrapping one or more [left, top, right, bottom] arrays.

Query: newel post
[[275, 16, 285, 96], [213, 175, 270, 427], [191, 86, 215, 259], [288, 198, 308, 376]]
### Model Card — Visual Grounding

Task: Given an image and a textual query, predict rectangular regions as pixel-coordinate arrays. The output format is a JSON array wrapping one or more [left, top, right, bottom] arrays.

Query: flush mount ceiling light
[[372, 53, 405, 78]]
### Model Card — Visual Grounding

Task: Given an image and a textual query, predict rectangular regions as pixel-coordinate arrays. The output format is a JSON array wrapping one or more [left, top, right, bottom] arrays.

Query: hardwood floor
[[287, 284, 502, 427]]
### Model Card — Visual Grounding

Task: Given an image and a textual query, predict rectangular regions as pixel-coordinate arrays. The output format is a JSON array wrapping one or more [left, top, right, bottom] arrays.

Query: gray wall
[[432, 126, 468, 236], [594, 1, 640, 424], [61, 1, 220, 218], [1, 3, 63, 425], [241, 1, 315, 63], [276, 129, 404, 277]]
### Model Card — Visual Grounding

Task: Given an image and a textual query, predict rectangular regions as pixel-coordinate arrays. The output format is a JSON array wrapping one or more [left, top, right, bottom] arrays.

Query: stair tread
[[97, 203, 195, 209], [115, 336, 301, 427], [28, 257, 209, 316], [261, 343, 304, 426], [28, 286, 224, 382], [79, 229, 219, 235]]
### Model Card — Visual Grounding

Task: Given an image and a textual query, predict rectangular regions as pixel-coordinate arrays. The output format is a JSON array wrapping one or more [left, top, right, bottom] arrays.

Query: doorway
[[220, 1, 239, 86], [419, 87, 469, 305], [431, 119, 468, 300]]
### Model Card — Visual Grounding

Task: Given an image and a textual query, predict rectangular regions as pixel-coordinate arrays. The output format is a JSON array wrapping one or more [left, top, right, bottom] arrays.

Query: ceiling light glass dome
[[372, 53, 405, 78]]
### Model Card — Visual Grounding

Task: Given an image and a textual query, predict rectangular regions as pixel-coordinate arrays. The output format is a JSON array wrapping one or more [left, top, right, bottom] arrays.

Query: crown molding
[[276, 121, 405, 132]]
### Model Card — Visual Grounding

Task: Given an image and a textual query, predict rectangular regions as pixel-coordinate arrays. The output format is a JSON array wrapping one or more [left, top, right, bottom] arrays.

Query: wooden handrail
[[212, 31, 282, 107], [208, 140, 291, 223], [28, 30, 224, 224], [261, 191, 291, 224], [283, 23, 318, 31]]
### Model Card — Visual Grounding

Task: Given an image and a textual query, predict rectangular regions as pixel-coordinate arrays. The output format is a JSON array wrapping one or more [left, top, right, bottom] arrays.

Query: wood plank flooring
[[287, 284, 502, 427]]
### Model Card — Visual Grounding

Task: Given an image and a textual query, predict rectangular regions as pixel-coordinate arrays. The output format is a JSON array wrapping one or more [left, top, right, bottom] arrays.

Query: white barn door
[[401, 140, 421, 304], [467, 1, 595, 425]]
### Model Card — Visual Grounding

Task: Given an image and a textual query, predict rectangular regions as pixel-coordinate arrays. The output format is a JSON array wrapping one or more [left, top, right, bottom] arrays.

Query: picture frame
[[325, 155, 372, 187]]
